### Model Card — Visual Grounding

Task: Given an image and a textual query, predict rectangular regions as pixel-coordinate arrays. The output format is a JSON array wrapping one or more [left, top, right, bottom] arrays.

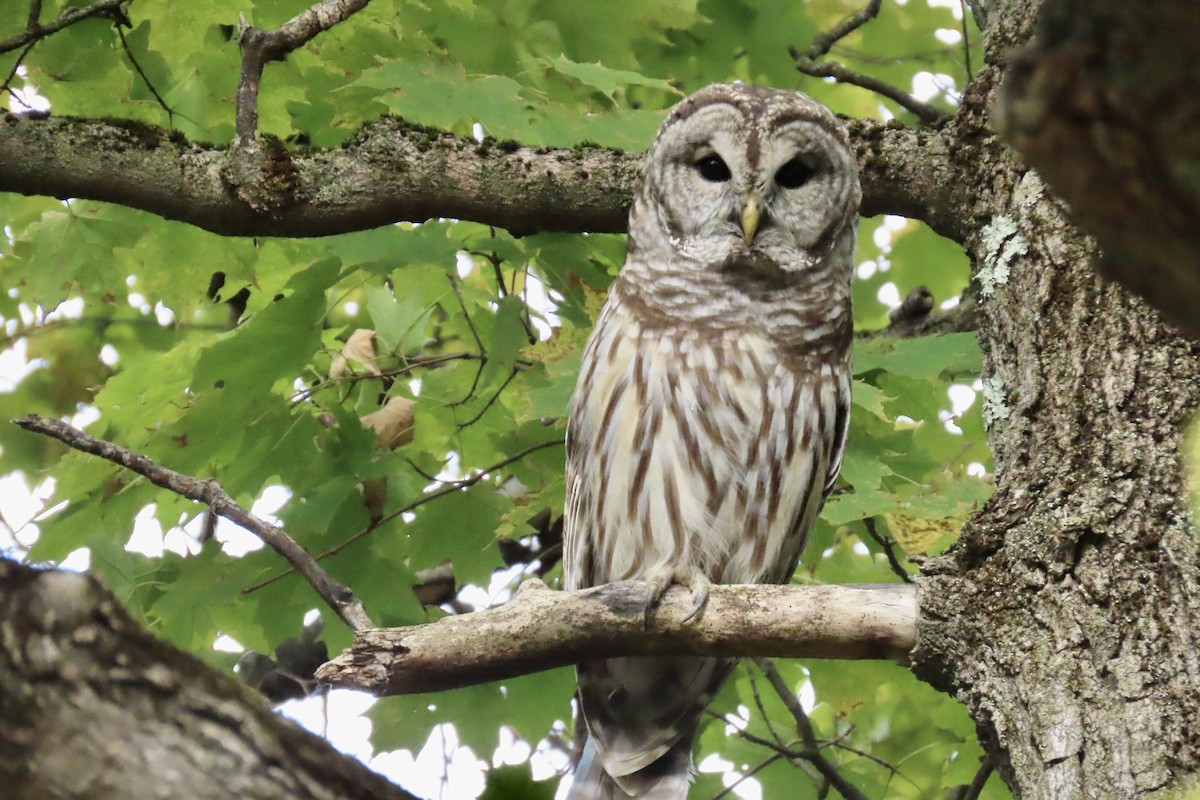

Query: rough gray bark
[[0, 559, 418, 800], [911, 1, 1200, 798], [0, 114, 963, 240]]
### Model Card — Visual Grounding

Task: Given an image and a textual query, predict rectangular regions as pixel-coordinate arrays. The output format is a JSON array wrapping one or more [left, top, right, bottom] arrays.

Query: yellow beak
[[741, 195, 760, 245]]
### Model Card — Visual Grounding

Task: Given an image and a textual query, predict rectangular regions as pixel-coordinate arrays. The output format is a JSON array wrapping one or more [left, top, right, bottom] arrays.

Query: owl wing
[[822, 367, 852, 497]]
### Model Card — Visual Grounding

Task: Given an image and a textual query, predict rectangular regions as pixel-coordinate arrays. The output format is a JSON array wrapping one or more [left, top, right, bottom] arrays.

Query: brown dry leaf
[[360, 395, 415, 449], [330, 328, 381, 381]]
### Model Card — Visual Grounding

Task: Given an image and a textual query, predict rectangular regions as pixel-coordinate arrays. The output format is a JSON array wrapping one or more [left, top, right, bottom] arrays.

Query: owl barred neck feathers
[[563, 83, 859, 799]]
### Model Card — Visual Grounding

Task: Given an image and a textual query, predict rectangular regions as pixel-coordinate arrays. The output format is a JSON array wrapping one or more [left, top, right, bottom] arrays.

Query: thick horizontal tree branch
[[0, 112, 970, 241], [316, 579, 918, 696], [0, 559, 417, 800], [847, 117, 970, 241]]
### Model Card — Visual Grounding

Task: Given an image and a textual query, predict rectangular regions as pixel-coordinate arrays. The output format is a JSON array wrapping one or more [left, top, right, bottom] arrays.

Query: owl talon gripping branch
[[639, 571, 712, 627], [680, 577, 710, 625], [562, 84, 859, 799]]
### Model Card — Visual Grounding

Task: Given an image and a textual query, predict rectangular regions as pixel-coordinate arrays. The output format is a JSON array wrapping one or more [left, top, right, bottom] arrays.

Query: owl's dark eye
[[775, 157, 814, 189], [694, 154, 731, 183]]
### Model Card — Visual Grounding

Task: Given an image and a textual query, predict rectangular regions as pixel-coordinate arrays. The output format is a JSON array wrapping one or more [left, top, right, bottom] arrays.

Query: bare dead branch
[[0, 0, 128, 55], [235, 0, 372, 143], [316, 580, 918, 695], [791, 0, 948, 124], [0, 114, 972, 243], [11, 414, 373, 631]]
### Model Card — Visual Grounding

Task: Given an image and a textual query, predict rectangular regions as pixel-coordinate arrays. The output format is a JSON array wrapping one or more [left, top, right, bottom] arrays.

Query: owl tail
[[566, 737, 693, 800]]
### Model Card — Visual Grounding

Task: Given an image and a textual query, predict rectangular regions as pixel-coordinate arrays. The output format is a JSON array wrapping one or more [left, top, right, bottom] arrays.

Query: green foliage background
[[0, 1, 1004, 798]]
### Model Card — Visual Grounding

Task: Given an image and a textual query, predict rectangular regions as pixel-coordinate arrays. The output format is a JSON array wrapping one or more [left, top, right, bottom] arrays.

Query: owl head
[[628, 84, 861, 282]]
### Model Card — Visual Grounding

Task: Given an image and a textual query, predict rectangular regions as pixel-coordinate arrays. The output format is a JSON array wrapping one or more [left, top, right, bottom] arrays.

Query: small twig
[[26, 0, 43, 30], [746, 662, 790, 750], [447, 274, 485, 353], [862, 517, 913, 583], [115, 24, 178, 121], [0, 0, 128, 55], [467, 248, 510, 298], [708, 713, 827, 789], [0, 41, 37, 102], [518, 264, 539, 344], [755, 659, 871, 800], [322, 437, 557, 554], [403, 457, 445, 485], [958, 0, 973, 78], [12, 414, 373, 631], [805, 0, 882, 60], [291, 352, 494, 405], [711, 753, 787, 800], [964, 759, 994, 800], [448, 359, 487, 408], [242, 438, 564, 593], [445, 274, 490, 408], [947, 759, 994, 800], [828, 44, 962, 68], [456, 368, 518, 430], [790, 0, 947, 124], [792, 52, 947, 124], [705, 711, 800, 759], [830, 740, 916, 789], [235, 0, 372, 144]]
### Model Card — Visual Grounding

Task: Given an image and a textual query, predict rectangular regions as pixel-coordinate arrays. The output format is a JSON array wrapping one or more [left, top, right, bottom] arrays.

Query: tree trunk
[[911, 1, 1200, 797], [0, 560, 417, 800]]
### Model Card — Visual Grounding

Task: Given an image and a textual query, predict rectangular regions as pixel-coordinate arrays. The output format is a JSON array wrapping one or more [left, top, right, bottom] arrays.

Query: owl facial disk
[[632, 87, 860, 281]]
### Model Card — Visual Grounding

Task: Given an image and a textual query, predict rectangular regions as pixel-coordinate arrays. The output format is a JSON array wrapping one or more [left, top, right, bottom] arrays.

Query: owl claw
[[681, 578, 710, 623], [642, 577, 670, 628], [641, 572, 712, 626]]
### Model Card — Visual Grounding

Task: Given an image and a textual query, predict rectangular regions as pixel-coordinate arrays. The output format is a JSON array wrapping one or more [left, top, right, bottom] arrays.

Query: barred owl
[[561, 84, 860, 799]]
